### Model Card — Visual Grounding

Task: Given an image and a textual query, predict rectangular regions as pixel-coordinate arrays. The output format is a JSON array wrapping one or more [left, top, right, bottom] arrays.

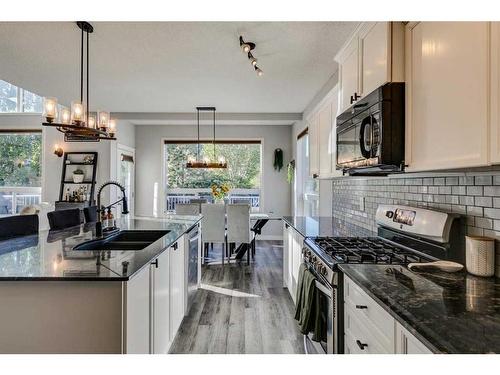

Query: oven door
[[304, 275, 335, 354]]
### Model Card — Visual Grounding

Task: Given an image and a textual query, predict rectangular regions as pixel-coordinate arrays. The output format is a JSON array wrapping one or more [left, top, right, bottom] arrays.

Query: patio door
[[117, 145, 135, 217]]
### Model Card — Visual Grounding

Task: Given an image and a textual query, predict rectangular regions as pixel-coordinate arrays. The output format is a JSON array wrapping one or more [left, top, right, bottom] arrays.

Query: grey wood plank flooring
[[169, 240, 305, 354]]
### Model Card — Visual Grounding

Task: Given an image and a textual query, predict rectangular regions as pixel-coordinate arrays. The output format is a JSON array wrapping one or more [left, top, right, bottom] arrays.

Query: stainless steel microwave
[[336, 82, 405, 175]]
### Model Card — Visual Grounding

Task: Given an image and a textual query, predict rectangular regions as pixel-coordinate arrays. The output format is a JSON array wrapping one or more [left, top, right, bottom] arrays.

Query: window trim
[[0, 129, 42, 134], [164, 140, 261, 145], [0, 80, 43, 114]]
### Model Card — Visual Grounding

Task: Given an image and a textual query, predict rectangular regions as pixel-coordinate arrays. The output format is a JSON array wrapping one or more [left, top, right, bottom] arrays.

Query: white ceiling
[[0, 22, 358, 113]]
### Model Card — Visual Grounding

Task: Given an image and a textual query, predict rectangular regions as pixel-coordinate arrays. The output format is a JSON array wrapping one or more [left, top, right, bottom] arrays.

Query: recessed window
[[164, 141, 262, 212], [0, 80, 43, 113]]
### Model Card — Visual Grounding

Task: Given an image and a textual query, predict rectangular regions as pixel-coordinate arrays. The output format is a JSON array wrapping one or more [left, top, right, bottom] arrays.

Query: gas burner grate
[[312, 237, 426, 265]]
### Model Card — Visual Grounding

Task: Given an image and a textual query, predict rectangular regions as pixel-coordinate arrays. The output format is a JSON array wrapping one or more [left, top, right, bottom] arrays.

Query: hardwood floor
[[169, 240, 305, 354]]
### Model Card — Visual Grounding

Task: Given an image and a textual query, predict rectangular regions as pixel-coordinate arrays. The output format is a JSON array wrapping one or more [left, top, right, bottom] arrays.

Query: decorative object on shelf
[[211, 183, 230, 203], [287, 160, 295, 184], [239, 36, 263, 76], [273, 148, 283, 171], [41, 22, 116, 142], [72, 168, 85, 183], [465, 236, 495, 277], [58, 152, 98, 207], [186, 106, 228, 169], [54, 144, 64, 157]]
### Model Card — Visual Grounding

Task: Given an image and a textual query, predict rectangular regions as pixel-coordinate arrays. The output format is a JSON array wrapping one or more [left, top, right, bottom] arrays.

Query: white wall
[[135, 124, 292, 237]]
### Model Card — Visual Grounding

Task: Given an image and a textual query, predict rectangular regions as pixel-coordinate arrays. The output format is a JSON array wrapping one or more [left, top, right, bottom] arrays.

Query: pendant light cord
[[213, 109, 216, 161], [80, 27, 84, 103], [86, 31, 89, 125], [197, 108, 200, 161]]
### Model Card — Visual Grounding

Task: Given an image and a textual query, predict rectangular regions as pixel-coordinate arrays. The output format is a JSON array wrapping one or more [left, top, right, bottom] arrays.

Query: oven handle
[[314, 279, 333, 296]]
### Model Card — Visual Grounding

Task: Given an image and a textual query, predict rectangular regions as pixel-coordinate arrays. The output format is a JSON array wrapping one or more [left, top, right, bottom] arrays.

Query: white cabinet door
[[338, 37, 360, 112], [125, 266, 151, 354], [290, 229, 304, 305], [169, 238, 185, 342], [282, 222, 290, 289], [308, 113, 320, 178], [395, 322, 432, 354], [406, 22, 490, 171], [490, 22, 500, 163], [152, 250, 170, 354], [318, 102, 333, 177], [359, 22, 390, 97]]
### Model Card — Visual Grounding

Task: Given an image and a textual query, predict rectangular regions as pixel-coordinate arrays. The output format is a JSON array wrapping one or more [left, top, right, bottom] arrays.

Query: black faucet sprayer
[[95, 181, 129, 237]]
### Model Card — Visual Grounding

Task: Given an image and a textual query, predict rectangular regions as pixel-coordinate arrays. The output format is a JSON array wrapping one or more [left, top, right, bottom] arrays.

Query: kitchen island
[[0, 215, 201, 354]]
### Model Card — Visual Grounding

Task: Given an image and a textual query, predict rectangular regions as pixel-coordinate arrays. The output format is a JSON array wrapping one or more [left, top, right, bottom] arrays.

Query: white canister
[[465, 236, 495, 277]]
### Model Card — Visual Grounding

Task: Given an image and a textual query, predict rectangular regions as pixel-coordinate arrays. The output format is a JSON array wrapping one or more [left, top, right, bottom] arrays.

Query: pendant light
[[41, 22, 116, 142], [186, 107, 227, 169]]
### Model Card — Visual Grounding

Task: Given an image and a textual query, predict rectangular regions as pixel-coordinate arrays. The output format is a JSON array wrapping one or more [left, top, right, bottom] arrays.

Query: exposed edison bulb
[[250, 57, 258, 67], [187, 155, 196, 164], [241, 43, 250, 53], [218, 156, 226, 164], [255, 67, 263, 77], [88, 115, 96, 128], [60, 108, 71, 124], [203, 156, 210, 164]]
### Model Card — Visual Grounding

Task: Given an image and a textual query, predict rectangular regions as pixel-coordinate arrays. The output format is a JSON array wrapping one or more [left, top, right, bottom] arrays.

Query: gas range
[[299, 204, 463, 354]]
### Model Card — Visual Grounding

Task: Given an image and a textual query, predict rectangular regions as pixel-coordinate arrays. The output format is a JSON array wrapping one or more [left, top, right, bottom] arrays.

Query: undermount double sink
[[73, 230, 170, 252]]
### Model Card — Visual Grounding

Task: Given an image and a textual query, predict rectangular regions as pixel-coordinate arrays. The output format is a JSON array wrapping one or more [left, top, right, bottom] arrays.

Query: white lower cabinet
[[344, 275, 432, 354], [125, 265, 152, 354], [152, 249, 170, 354], [124, 235, 187, 354], [169, 239, 185, 342], [283, 222, 304, 304], [395, 322, 432, 354]]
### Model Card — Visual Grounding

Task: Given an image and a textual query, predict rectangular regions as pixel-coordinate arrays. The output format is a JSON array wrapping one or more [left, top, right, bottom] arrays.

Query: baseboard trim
[[257, 235, 282, 241]]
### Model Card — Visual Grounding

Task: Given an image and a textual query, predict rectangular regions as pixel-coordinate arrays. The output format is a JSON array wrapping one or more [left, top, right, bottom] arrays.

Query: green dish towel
[[294, 263, 328, 343], [294, 263, 317, 336]]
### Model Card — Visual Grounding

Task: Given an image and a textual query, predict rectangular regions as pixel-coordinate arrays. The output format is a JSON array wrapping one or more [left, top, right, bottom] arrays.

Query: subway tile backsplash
[[331, 173, 500, 241]]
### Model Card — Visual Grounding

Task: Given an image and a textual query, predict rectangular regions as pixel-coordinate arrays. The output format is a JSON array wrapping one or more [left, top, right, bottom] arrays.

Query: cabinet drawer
[[344, 276, 395, 348], [345, 305, 393, 354]]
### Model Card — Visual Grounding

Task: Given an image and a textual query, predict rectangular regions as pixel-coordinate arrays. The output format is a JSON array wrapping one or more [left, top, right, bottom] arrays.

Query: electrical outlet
[[359, 197, 365, 211]]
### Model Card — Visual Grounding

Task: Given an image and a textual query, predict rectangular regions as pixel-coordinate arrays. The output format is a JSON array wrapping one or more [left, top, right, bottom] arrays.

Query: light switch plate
[[359, 197, 365, 211]]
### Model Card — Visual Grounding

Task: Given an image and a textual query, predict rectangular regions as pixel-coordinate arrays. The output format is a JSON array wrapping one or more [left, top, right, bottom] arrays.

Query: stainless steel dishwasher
[[185, 224, 200, 313]]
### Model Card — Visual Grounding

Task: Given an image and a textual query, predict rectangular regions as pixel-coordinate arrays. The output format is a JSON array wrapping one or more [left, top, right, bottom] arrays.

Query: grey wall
[[134, 124, 292, 237], [332, 173, 500, 241]]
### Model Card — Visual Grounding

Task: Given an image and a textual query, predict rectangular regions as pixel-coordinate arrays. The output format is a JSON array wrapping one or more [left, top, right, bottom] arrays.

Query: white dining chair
[[226, 203, 251, 264], [175, 203, 200, 215], [201, 203, 227, 265]]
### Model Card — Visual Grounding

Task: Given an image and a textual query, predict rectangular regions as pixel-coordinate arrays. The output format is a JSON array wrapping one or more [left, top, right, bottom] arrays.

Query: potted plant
[[211, 183, 230, 204], [72, 168, 85, 183]]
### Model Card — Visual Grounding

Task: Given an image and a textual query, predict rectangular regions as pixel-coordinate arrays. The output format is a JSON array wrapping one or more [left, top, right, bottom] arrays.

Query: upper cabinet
[[405, 22, 497, 172], [306, 86, 341, 179], [490, 23, 500, 164], [335, 22, 404, 113]]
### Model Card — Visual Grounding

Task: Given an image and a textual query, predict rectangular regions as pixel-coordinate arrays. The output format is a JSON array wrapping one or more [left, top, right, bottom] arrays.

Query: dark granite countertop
[[339, 264, 500, 353], [0, 215, 201, 281], [282, 216, 375, 238]]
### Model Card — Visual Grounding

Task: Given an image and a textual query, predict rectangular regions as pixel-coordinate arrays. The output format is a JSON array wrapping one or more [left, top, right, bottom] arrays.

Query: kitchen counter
[[339, 264, 500, 353], [0, 215, 201, 281], [282, 216, 375, 238]]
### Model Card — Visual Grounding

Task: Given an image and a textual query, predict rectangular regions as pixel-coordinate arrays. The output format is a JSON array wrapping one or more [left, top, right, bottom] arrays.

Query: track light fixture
[[239, 36, 263, 77], [248, 52, 258, 67]]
